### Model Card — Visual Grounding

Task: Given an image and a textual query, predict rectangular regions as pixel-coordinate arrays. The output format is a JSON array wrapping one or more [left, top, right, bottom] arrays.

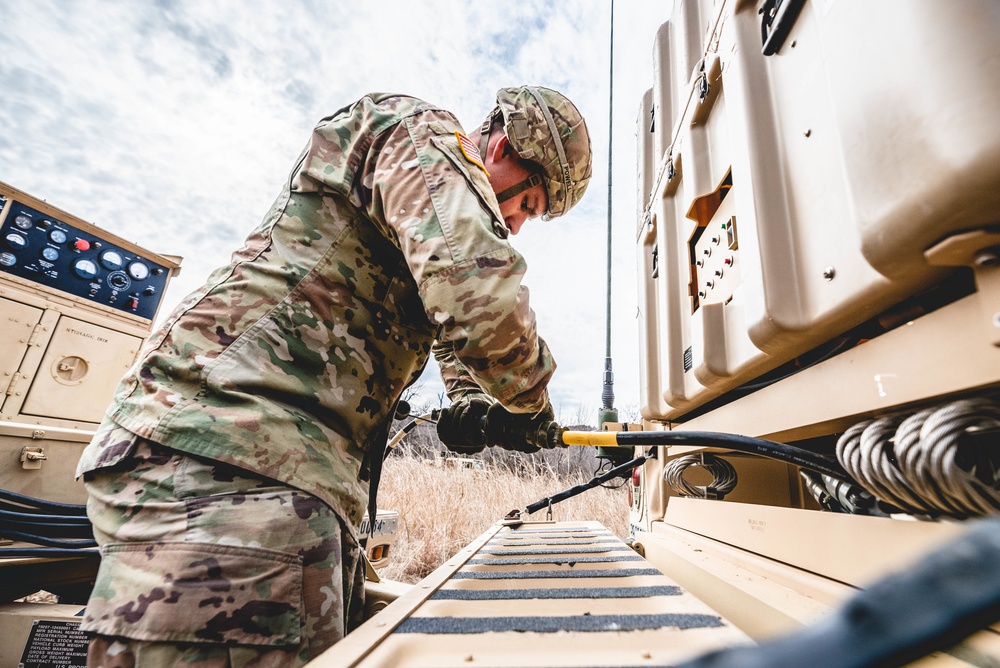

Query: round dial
[[41, 247, 60, 262], [13, 214, 33, 230], [0, 253, 15, 267], [49, 229, 68, 244], [72, 258, 99, 280], [100, 250, 125, 270], [107, 271, 131, 290], [4, 232, 27, 250], [127, 261, 150, 280]]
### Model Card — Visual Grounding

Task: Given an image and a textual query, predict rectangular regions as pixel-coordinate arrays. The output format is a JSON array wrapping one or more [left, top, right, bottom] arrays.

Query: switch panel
[[0, 194, 171, 321]]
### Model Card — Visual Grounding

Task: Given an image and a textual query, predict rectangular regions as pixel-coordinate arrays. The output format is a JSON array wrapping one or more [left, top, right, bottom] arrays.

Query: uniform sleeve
[[362, 111, 555, 413], [431, 339, 485, 401]]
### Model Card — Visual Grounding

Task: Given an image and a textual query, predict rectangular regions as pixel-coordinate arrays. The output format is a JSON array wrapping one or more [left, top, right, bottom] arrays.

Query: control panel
[[0, 193, 171, 321], [690, 194, 739, 310]]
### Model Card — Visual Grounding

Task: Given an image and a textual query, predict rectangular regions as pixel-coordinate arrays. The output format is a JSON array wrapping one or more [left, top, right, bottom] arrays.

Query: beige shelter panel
[[0, 297, 42, 399], [19, 316, 140, 424]]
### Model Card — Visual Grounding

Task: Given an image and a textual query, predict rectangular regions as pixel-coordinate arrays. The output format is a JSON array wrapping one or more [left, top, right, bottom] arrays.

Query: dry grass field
[[375, 451, 631, 583]]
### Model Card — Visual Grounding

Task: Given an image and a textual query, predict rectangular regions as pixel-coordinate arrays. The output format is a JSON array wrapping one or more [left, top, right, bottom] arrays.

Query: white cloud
[[0, 0, 670, 421]]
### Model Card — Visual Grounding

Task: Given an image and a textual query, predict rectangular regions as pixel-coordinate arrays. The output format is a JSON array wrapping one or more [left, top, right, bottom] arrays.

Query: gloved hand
[[484, 402, 561, 453], [436, 394, 491, 454]]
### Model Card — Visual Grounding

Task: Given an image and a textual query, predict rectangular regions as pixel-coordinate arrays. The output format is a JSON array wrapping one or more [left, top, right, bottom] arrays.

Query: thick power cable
[[0, 488, 97, 553], [0, 488, 88, 515], [524, 450, 653, 517], [561, 429, 852, 484]]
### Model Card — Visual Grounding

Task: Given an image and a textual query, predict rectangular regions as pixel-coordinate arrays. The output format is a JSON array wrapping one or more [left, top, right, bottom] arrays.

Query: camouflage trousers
[[81, 436, 366, 667]]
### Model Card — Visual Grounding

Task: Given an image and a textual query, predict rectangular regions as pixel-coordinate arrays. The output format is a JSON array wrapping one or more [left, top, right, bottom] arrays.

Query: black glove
[[483, 402, 561, 453], [436, 394, 491, 454]]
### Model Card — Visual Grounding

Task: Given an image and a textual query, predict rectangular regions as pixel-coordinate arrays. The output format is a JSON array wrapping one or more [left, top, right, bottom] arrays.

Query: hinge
[[26, 322, 46, 347], [5, 371, 22, 397]]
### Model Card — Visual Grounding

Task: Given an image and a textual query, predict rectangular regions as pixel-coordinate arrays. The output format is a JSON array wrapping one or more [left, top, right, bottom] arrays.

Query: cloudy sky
[[0, 0, 670, 423]]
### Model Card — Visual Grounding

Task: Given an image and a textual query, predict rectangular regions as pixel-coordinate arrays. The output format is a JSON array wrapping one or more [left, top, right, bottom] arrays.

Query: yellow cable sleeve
[[561, 431, 621, 447]]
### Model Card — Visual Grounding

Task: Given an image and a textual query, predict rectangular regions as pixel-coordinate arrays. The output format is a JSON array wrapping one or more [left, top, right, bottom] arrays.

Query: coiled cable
[[663, 453, 738, 500], [837, 397, 1000, 518]]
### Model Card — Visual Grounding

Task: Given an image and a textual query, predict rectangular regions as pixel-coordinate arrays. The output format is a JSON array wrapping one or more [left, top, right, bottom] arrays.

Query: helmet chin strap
[[478, 111, 496, 176], [478, 109, 544, 206], [494, 172, 543, 204]]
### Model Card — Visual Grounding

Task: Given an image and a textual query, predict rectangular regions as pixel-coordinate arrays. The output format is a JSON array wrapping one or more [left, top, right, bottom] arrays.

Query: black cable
[[610, 431, 851, 484], [0, 528, 97, 549], [0, 488, 88, 515], [0, 548, 99, 559], [0, 488, 97, 549], [1, 520, 95, 540], [526, 451, 653, 516], [0, 509, 91, 524], [595, 457, 629, 490]]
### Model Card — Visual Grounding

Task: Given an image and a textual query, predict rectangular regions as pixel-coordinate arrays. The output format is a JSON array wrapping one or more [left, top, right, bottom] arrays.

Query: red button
[[73, 239, 91, 251], [128, 297, 139, 309]]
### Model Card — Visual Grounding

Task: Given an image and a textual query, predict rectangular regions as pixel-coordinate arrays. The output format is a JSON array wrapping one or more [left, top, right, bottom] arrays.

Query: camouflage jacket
[[77, 94, 556, 532]]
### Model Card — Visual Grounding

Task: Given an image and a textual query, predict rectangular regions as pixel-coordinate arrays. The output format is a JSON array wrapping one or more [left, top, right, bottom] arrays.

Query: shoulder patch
[[455, 132, 489, 176]]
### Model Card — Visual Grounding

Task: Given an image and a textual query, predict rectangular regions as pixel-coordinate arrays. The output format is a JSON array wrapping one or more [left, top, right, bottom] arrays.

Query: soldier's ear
[[490, 133, 512, 164]]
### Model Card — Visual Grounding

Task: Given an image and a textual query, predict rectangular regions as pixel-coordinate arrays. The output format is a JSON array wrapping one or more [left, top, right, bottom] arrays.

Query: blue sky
[[0, 0, 670, 423]]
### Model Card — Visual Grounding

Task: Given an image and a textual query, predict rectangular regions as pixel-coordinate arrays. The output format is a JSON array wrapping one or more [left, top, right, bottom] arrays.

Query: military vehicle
[[3, 0, 999, 666]]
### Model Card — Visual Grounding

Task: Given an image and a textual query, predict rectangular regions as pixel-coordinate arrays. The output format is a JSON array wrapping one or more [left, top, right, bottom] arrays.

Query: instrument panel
[[0, 193, 171, 321]]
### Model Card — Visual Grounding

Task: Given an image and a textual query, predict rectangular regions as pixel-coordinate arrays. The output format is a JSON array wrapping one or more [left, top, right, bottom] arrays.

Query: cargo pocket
[[83, 541, 303, 647]]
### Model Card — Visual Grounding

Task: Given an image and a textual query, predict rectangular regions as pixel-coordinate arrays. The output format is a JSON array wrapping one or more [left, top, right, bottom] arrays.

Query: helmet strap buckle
[[494, 172, 543, 204]]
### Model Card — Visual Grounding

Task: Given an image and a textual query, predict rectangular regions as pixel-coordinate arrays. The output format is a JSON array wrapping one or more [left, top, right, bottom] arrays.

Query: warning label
[[18, 619, 87, 668]]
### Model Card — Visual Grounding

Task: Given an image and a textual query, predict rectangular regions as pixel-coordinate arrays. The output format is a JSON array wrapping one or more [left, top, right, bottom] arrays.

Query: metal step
[[318, 520, 750, 667]]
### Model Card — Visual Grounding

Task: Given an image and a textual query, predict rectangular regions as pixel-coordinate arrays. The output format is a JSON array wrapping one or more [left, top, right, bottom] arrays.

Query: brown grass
[[375, 454, 630, 583]]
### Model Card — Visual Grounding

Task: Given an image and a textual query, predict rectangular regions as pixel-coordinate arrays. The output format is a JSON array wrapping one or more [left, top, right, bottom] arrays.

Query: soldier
[[77, 86, 591, 667]]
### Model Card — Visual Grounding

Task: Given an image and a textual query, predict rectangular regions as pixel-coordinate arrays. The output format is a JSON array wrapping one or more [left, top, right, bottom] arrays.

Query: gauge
[[13, 214, 33, 230], [4, 232, 27, 250], [127, 261, 150, 280], [72, 258, 99, 280], [41, 247, 60, 262], [49, 229, 68, 244], [0, 253, 15, 267], [107, 271, 131, 290], [100, 250, 125, 270]]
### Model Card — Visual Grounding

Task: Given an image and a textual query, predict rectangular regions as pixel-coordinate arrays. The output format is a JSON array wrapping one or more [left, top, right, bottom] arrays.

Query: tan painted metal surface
[[0, 182, 181, 504], [638, 503, 1000, 665], [636, 0, 1000, 421], [672, 284, 1000, 442], [311, 521, 751, 667], [661, 498, 965, 589]]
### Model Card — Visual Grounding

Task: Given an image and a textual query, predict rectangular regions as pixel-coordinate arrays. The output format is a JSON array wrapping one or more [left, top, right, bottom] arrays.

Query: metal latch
[[760, 0, 806, 56], [20, 446, 47, 470]]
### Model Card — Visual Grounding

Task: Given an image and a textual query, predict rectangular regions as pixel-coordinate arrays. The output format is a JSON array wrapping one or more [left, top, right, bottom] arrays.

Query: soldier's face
[[490, 162, 547, 235], [487, 136, 548, 235]]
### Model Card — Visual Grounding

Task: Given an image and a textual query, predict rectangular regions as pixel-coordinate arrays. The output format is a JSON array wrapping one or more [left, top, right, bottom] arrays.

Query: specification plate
[[18, 619, 87, 668]]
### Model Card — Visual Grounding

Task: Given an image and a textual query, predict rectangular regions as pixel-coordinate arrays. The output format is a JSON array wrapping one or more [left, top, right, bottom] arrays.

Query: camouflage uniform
[[77, 93, 565, 664], [82, 434, 364, 667]]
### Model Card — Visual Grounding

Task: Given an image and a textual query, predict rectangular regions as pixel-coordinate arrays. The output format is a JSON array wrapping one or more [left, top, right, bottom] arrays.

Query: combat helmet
[[479, 86, 592, 220]]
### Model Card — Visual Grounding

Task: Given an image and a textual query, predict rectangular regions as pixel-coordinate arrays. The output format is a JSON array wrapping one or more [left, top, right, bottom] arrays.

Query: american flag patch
[[455, 132, 488, 175]]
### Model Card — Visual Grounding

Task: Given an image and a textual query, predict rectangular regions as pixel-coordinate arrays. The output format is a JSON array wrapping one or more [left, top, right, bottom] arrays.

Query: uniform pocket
[[83, 541, 303, 647]]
